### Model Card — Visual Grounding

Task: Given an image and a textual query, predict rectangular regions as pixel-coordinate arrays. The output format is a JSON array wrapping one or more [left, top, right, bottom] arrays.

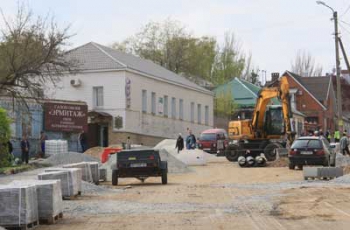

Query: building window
[[179, 99, 184, 120], [164, 96, 168, 117], [191, 102, 195, 123], [197, 104, 202, 124], [142, 90, 147, 113], [93, 87, 104, 107], [151, 92, 156, 114], [171, 97, 176, 119], [205, 106, 209, 125]]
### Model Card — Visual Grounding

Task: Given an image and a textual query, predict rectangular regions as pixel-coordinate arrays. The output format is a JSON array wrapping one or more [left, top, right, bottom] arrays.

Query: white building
[[46, 42, 213, 147]]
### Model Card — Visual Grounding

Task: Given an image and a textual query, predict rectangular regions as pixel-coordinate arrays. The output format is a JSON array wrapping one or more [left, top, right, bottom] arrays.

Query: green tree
[[0, 108, 11, 167], [211, 32, 246, 85], [214, 89, 237, 118], [112, 20, 254, 87], [0, 3, 76, 101]]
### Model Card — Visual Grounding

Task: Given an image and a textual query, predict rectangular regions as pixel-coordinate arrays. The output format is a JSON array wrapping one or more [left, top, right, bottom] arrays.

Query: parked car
[[288, 136, 336, 170], [112, 149, 168, 185], [198, 128, 229, 155]]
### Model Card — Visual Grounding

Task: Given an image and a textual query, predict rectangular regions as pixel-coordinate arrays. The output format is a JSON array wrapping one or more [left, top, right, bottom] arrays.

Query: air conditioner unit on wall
[[70, 79, 81, 87]]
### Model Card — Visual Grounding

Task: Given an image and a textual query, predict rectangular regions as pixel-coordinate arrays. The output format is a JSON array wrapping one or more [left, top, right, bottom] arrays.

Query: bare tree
[[291, 50, 323, 77], [0, 3, 76, 101]]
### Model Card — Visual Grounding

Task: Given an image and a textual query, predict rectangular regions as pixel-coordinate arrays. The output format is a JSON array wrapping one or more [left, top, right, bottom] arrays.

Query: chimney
[[271, 72, 280, 82]]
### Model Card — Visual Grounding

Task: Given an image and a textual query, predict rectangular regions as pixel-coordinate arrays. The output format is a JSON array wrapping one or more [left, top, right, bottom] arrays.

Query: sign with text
[[44, 103, 87, 132]]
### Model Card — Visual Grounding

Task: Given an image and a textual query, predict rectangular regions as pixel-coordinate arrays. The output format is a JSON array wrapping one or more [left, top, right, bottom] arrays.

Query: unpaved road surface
[[4, 158, 350, 229]]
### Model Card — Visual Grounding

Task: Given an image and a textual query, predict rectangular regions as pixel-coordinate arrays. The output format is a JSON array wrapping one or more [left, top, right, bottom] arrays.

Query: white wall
[[126, 71, 213, 126], [47, 69, 214, 138]]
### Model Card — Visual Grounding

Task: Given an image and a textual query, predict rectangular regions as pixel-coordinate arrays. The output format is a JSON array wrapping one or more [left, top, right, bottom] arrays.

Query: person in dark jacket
[[20, 135, 30, 164], [79, 130, 87, 153], [175, 133, 184, 153], [40, 131, 48, 157]]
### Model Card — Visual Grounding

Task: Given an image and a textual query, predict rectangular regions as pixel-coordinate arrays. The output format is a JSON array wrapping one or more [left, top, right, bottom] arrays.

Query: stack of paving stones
[[43, 168, 81, 197], [38, 171, 78, 198], [88, 162, 100, 185], [10, 180, 63, 224], [63, 162, 93, 183], [99, 168, 107, 182], [0, 184, 39, 228]]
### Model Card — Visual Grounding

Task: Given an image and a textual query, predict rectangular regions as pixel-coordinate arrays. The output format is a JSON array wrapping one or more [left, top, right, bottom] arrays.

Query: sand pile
[[84, 145, 123, 160]]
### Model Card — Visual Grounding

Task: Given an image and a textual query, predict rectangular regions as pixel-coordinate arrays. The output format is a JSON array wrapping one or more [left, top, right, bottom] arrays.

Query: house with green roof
[[213, 77, 305, 135]]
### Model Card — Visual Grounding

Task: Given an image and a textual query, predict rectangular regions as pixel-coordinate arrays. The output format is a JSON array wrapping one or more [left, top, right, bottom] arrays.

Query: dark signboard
[[44, 102, 88, 132]]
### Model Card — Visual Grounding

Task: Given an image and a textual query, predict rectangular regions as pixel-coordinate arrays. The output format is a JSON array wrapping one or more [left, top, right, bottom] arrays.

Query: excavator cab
[[263, 106, 285, 136]]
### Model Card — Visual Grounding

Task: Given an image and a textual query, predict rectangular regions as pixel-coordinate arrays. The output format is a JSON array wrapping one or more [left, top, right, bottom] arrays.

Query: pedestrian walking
[[340, 132, 350, 156], [40, 131, 48, 158], [79, 130, 87, 153], [186, 130, 196, 150], [326, 130, 331, 143], [126, 136, 131, 149], [20, 135, 30, 164], [175, 133, 184, 153]]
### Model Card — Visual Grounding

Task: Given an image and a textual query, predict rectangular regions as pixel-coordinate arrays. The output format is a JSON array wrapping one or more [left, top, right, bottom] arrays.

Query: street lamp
[[316, 1, 343, 131]]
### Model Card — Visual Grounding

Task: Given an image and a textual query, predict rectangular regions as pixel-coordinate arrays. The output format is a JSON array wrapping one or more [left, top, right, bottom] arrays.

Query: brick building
[[278, 71, 337, 133]]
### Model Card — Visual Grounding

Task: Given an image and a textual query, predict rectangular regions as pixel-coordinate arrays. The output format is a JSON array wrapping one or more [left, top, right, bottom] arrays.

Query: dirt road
[[18, 158, 350, 229]]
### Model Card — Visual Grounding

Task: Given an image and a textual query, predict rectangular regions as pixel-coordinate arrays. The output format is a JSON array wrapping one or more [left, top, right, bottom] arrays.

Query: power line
[[341, 20, 350, 27], [341, 4, 350, 17]]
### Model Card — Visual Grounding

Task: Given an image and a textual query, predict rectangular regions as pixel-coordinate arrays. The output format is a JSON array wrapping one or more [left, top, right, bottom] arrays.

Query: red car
[[198, 128, 229, 154]]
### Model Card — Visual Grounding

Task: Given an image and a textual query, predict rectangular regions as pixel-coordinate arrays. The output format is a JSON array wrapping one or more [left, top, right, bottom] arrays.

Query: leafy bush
[[0, 108, 12, 168]]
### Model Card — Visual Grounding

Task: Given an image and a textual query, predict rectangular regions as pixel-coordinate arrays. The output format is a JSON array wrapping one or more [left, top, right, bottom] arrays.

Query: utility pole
[[316, 1, 343, 131], [334, 11, 343, 131]]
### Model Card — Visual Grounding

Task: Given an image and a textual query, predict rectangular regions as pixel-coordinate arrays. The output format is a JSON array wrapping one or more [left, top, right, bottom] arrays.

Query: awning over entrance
[[88, 111, 112, 124]]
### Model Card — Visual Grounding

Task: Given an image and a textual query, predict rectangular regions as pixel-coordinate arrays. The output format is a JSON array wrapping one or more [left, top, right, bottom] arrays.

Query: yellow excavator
[[225, 76, 295, 162]]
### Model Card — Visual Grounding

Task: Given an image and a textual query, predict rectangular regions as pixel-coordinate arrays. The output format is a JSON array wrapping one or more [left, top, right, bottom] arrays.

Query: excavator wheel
[[264, 143, 279, 161], [225, 144, 241, 162]]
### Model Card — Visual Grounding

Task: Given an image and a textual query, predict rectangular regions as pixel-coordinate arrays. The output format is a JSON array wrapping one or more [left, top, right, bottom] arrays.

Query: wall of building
[[0, 97, 83, 157], [46, 70, 214, 146], [285, 75, 331, 132]]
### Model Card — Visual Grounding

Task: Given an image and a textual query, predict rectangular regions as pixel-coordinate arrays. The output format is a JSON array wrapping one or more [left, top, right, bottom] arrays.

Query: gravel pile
[[61, 192, 281, 216], [42, 152, 100, 166], [159, 149, 192, 173], [81, 181, 121, 195]]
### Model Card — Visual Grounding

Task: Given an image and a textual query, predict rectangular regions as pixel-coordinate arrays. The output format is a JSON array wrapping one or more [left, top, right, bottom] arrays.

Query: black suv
[[288, 136, 336, 170], [112, 149, 168, 185]]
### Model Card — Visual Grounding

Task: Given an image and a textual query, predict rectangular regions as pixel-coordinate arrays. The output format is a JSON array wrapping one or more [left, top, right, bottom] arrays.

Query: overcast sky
[[1, 0, 350, 81]]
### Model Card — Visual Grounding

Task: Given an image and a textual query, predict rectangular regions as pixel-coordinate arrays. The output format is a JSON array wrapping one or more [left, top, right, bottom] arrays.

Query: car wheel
[[225, 144, 241, 162], [288, 162, 295, 170], [264, 143, 279, 161], [298, 165, 303, 170], [161, 169, 168, 185], [112, 170, 118, 186]]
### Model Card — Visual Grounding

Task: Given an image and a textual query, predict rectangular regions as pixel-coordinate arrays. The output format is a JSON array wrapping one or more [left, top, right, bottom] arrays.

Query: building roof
[[214, 78, 259, 107], [214, 78, 279, 107], [66, 42, 211, 94], [300, 77, 330, 102], [283, 71, 327, 110]]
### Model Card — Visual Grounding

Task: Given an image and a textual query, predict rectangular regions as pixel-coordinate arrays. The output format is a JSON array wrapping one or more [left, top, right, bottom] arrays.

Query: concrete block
[[303, 167, 343, 180]]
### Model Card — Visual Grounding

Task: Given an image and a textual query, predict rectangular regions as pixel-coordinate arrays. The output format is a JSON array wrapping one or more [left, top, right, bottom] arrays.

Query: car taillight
[[289, 150, 297, 155], [315, 150, 325, 155], [149, 155, 155, 160]]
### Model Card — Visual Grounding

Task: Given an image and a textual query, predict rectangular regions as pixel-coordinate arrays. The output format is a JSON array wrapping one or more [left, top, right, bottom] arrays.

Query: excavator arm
[[251, 76, 294, 143]]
